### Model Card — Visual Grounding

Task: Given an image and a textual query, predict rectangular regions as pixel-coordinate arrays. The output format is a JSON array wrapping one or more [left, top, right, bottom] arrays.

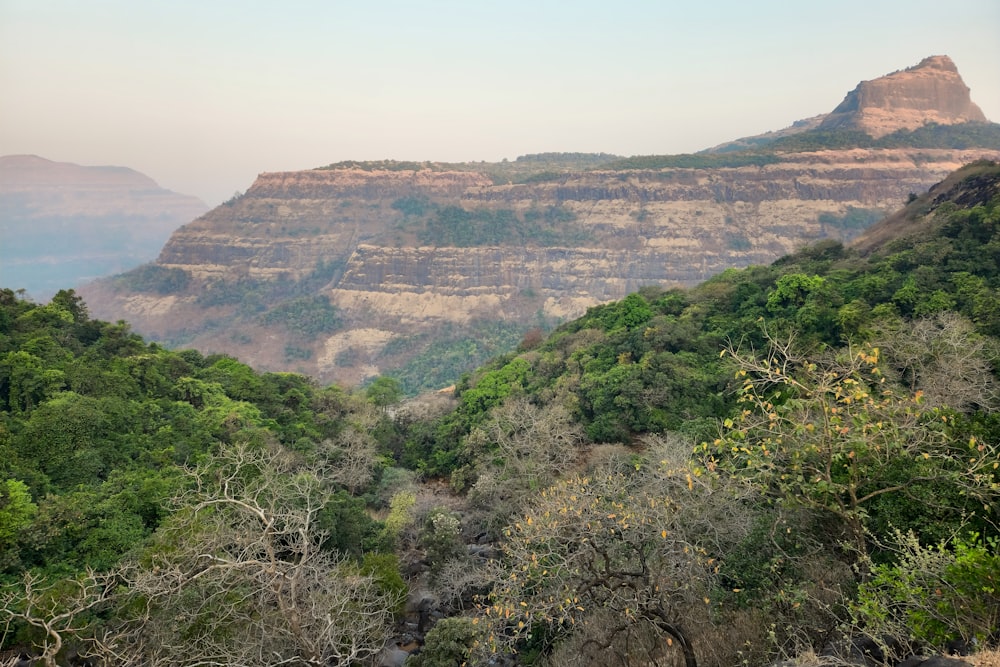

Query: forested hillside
[[3, 162, 1000, 666]]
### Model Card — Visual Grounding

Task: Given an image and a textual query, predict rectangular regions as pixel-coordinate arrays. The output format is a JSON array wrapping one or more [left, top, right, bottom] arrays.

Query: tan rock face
[[819, 55, 988, 137], [74, 55, 1000, 388], [79, 148, 1000, 388]]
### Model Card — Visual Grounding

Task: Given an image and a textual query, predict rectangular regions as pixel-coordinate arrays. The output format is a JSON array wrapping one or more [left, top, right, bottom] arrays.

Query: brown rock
[[79, 148, 1000, 387], [818, 55, 989, 138]]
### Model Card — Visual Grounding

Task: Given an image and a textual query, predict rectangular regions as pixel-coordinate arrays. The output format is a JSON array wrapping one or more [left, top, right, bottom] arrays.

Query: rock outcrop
[[707, 55, 990, 152], [0, 155, 208, 298], [818, 55, 988, 137]]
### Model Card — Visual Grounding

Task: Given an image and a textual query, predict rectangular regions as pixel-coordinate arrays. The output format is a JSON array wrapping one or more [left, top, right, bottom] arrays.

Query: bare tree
[[0, 569, 116, 667], [97, 441, 399, 666], [483, 436, 754, 667], [466, 397, 586, 532], [319, 422, 380, 494], [875, 311, 1000, 413]]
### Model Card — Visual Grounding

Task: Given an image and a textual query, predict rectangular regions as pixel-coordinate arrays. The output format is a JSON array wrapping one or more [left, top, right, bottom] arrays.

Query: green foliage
[[386, 320, 529, 396], [702, 339, 998, 558], [420, 508, 465, 574], [262, 295, 342, 336], [317, 491, 384, 558], [715, 511, 815, 606], [604, 152, 781, 170], [360, 553, 407, 615], [391, 195, 431, 217], [763, 122, 1000, 152], [0, 480, 36, 548], [418, 205, 587, 247], [382, 490, 416, 540], [114, 264, 191, 294], [0, 292, 386, 584], [365, 376, 402, 407], [818, 207, 885, 233], [854, 531, 1000, 652], [283, 344, 312, 360], [606, 124, 1000, 172], [316, 153, 621, 185], [407, 617, 480, 667], [317, 159, 439, 172]]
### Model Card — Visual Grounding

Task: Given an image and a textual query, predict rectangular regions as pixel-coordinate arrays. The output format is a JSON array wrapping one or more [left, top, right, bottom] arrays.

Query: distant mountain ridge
[[0, 155, 208, 298], [705, 55, 992, 154], [78, 56, 1000, 391]]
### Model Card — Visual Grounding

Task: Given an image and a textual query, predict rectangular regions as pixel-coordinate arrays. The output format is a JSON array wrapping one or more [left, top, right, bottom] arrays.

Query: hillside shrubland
[[2, 162, 1000, 666]]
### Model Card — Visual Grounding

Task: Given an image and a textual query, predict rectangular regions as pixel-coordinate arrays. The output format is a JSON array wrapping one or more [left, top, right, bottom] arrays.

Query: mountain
[[705, 55, 991, 153], [0, 155, 208, 299], [78, 57, 1000, 391], [3, 160, 999, 667], [817, 55, 987, 137]]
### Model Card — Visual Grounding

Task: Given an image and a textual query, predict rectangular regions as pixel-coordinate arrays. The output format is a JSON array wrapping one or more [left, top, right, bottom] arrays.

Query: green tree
[[366, 376, 402, 409], [0, 479, 36, 559], [853, 531, 1000, 657], [702, 332, 999, 560]]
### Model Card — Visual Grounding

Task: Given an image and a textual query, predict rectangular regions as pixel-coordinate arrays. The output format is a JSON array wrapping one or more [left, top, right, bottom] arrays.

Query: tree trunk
[[650, 615, 697, 667]]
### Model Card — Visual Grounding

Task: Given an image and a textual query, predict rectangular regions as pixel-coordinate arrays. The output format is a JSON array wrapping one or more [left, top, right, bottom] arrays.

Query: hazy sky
[[2, 0, 998, 206]]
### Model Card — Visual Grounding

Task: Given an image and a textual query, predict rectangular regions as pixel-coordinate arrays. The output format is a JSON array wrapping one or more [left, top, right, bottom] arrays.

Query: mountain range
[[0, 155, 208, 299], [74, 55, 1000, 391]]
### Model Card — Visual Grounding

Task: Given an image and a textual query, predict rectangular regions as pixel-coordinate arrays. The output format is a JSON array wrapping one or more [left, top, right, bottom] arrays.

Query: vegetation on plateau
[[2, 161, 1000, 666], [393, 200, 588, 248], [318, 123, 1000, 184]]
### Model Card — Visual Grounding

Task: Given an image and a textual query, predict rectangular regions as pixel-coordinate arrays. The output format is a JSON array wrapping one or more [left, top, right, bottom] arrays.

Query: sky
[[2, 0, 999, 206]]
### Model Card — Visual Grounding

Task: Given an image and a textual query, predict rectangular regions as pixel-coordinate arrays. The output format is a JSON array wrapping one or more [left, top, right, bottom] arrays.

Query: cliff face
[[818, 55, 988, 137], [0, 155, 208, 298], [76, 55, 1000, 389], [80, 147, 1000, 388]]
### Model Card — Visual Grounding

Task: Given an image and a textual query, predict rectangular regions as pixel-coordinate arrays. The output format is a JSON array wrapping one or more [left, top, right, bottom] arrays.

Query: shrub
[[853, 531, 1000, 654]]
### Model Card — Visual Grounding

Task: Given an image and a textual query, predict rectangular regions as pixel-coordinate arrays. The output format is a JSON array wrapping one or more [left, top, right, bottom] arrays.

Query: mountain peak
[[817, 55, 988, 138], [913, 54, 959, 73]]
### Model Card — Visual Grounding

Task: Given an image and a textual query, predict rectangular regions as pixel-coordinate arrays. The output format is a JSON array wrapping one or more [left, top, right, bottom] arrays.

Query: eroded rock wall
[[80, 148, 1000, 386]]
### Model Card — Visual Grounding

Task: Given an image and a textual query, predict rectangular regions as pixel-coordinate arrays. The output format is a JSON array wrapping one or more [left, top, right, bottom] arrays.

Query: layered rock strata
[[818, 55, 988, 137], [81, 148, 1000, 386]]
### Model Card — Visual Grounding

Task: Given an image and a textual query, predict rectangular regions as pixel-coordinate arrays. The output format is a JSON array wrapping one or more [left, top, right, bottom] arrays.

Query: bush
[[406, 617, 480, 667], [361, 553, 408, 615], [853, 531, 1000, 654], [115, 265, 191, 294]]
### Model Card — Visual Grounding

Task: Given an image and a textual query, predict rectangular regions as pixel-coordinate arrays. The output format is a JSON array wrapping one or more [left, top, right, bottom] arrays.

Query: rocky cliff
[[79, 147, 1000, 389], [818, 55, 987, 137], [1, 155, 208, 298], [707, 56, 991, 152], [78, 56, 1000, 390]]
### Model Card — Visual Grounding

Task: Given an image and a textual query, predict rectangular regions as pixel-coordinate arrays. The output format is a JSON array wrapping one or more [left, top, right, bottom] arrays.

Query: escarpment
[[78, 55, 1000, 390], [80, 147, 1000, 388]]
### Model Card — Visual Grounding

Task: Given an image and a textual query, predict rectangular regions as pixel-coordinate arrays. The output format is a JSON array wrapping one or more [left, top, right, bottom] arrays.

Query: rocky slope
[[79, 57, 1000, 390], [819, 55, 987, 137], [707, 55, 988, 152], [0, 155, 208, 298]]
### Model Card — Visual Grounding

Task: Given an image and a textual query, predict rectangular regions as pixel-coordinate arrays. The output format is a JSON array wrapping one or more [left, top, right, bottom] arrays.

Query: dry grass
[[972, 649, 1000, 667], [776, 648, 1000, 666]]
